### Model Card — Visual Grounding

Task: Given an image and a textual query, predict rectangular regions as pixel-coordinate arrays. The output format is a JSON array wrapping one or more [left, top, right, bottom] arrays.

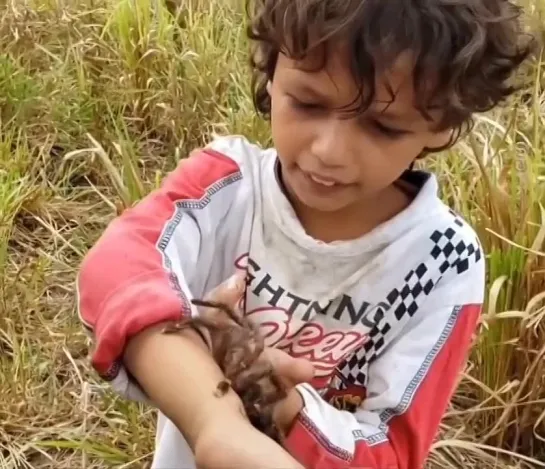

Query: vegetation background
[[0, 0, 544, 467]]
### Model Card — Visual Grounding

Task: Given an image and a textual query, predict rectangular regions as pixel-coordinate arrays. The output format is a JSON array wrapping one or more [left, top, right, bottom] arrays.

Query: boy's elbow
[[76, 217, 150, 321], [76, 230, 135, 338], [77, 243, 108, 330]]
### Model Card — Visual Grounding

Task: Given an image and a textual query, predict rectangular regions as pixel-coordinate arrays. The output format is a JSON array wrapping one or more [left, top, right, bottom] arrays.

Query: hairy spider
[[162, 298, 287, 443]]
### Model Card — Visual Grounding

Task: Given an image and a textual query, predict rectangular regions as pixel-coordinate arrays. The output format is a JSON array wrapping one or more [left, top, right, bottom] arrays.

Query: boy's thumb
[[204, 272, 246, 309], [284, 356, 315, 386], [266, 349, 315, 387]]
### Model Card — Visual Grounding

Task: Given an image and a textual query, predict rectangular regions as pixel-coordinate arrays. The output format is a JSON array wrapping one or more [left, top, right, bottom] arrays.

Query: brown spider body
[[162, 298, 287, 444]]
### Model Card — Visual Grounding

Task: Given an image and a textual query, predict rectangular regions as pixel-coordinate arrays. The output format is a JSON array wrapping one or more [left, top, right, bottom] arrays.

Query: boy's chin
[[293, 192, 358, 214]]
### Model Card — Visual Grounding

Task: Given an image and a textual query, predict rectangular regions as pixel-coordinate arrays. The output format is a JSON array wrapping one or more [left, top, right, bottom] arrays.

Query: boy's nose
[[310, 120, 351, 168]]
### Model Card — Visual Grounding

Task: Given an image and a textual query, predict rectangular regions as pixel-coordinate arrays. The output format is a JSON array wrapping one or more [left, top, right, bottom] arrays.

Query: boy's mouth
[[303, 170, 352, 188], [295, 169, 358, 198], [308, 173, 337, 186]]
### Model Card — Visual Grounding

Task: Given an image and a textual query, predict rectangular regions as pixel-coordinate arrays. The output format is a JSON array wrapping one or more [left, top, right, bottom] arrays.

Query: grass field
[[0, 0, 544, 467]]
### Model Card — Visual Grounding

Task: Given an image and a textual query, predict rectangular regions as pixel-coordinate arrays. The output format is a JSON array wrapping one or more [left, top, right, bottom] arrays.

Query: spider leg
[[161, 318, 193, 334], [232, 360, 275, 393], [191, 298, 245, 327], [162, 315, 222, 334], [260, 371, 288, 405], [190, 298, 225, 309], [242, 389, 283, 444], [223, 331, 264, 381]]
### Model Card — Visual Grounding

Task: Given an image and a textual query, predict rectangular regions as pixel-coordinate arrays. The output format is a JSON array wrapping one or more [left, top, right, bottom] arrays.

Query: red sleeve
[[76, 148, 241, 381], [283, 302, 482, 469]]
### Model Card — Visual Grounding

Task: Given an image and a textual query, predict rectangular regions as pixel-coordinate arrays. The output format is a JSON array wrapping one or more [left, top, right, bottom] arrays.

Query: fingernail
[[227, 274, 243, 291]]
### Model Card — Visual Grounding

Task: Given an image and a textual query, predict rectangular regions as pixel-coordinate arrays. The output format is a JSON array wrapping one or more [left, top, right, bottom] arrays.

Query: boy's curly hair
[[246, 0, 534, 146]]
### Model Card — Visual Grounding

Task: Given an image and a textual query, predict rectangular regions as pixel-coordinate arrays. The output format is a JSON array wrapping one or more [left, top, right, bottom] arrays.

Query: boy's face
[[267, 49, 452, 214]]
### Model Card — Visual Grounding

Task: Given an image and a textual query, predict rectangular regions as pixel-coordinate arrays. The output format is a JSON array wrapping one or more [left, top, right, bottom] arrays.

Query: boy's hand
[[199, 273, 313, 431], [199, 272, 315, 387], [190, 273, 311, 468]]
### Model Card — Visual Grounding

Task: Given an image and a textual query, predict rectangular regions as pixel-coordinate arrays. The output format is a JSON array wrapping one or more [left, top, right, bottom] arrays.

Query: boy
[[76, 0, 532, 468]]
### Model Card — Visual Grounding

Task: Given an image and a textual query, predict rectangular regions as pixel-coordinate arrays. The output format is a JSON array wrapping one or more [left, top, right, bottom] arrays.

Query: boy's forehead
[[278, 50, 442, 125]]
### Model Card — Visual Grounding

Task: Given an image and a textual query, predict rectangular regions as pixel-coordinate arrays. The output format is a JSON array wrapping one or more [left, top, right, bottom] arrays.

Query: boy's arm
[[76, 144, 304, 468], [123, 318, 303, 468], [281, 248, 486, 469], [76, 146, 242, 400], [77, 135, 265, 402]]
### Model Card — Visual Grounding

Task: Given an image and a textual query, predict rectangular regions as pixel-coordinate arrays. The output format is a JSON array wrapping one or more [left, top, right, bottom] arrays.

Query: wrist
[[194, 413, 304, 469], [274, 387, 305, 436], [178, 390, 246, 448]]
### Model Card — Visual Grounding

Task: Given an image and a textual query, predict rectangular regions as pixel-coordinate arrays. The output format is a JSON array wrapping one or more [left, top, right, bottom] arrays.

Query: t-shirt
[[76, 135, 485, 469]]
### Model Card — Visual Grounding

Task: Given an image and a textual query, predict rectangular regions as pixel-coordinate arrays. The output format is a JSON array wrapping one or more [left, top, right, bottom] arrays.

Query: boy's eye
[[288, 94, 409, 139], [372, 120, 408, 138], [289, 95, 322, 110]]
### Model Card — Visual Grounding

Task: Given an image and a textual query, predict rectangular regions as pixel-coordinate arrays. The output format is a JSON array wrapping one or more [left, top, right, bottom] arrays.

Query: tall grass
[[0, 0, 543, 467]]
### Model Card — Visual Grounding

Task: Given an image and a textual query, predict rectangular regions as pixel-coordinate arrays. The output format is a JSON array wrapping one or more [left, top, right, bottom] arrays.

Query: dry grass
[[0, 0, 544, 467]]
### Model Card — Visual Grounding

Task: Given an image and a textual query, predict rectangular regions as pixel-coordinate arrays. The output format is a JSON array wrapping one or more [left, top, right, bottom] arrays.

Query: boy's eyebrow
[[291, 82, 328, 100], [371, 108, 413, 124], [364, 101, 413, 124], [291, 81, 433, 129]]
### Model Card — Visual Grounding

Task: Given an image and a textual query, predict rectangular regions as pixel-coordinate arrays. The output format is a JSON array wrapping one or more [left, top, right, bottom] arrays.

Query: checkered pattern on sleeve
[[335, 216, 483, 389]]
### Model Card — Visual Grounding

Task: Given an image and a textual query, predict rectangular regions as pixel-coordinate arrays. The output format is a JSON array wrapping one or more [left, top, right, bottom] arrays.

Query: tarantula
[[162, 298, 287, 443]]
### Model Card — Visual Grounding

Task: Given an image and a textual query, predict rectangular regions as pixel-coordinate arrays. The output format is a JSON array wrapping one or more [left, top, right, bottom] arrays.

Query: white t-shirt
[[77, 135, 485, 469]]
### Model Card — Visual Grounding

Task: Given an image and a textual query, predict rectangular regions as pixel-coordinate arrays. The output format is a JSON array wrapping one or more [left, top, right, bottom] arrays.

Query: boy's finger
[[203, 272, 246, 309], [284, 357, 315, 386], [266, 349, 315, 387]]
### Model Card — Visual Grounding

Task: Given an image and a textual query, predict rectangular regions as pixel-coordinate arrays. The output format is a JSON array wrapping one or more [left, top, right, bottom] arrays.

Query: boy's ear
[[266, 80, 272, 95]]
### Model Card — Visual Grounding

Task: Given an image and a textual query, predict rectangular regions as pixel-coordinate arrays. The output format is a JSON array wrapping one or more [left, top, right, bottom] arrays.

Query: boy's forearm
[[123, 322, 304, 469], [123, 321, 244, 447], [194, 418, 304, 469]]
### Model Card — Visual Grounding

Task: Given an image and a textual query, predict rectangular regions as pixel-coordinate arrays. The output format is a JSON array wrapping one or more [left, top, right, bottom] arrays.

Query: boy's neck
[[276, 165, 417, 244]]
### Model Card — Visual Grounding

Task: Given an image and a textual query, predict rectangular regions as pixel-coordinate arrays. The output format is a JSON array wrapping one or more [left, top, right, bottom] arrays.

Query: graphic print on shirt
[[233, 209, 483, 412], [325, 371, 368, 412], [233, 252, 381, 387]]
